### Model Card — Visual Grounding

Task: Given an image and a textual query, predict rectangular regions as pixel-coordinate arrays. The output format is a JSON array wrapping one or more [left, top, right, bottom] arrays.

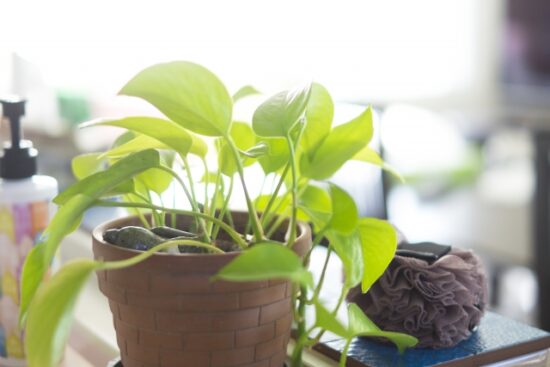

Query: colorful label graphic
[[0, 200, 50, 366]]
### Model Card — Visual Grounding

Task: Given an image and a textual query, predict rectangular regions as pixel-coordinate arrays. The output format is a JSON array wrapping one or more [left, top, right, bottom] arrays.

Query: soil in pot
[[93, 213, 311, 367]]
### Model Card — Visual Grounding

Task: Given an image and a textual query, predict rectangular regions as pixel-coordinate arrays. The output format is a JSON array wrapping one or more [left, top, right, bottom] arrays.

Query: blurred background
[[1, 0, 549, 330]]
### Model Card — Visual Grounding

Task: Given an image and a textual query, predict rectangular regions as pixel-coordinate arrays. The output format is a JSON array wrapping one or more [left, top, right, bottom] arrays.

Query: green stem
[[266, 214, 287, 238], [208, 169, 223, 234], [339, 339, 352, 367], [126, 193, 151, 229], [182, 157, 199, 210], [95, 200, 247, 249], [260, 163, 290, 225], [157, 166, 210, 243], [308, 247, 332, 303], [290, 285, 307, 367], [225, 136, 264, 242], [201, 157, 210, 215], [303, 225, 329, 265], [285, 134, 298, 248], [212, 175, 234, 240]]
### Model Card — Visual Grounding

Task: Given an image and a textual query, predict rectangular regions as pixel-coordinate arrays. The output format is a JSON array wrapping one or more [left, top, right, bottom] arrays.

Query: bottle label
[[0, 200, 52, 366]]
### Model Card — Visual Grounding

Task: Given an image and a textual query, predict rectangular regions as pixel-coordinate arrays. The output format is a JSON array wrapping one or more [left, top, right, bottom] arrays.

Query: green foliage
[[26, 260, 98, 367], [215, 243, 313, 287], [358, 218, 398, 292], [258, 137, 290, 173], [347, 304, 418, 353], [302, 83, 333, 155], [252, 84, 311, 137], [120, 61, 233, 136], [82, 116, 193, 158], [301, 107, 374, 180], [55, 149, 160, 205], [328, 184, 358, 235], [232, 85, 261, 102], [326, 230, 363, 288], [22, 61, 415, 367]]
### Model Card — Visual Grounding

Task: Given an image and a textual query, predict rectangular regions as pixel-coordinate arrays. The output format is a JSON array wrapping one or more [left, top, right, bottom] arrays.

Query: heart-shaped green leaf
[[119, 61, 233, 136], [314, 301, 349, 338], [357, 218, 397, 293], [353, 146, 403, 182], [347, 304, 418, 353], [81, 116, 193, 158], [258, 138, 290, 174], [298, 185, 332, 229], [232, 85, 261, 103], [26, 259, 98, 367], [327, 230, 363, 288], [328, 184, 358, 235], [71, 153, 105, 179], [300, 107, 373, 180], [54, 149, 160, 205], [20, 194, 94, 326], [302, 83, 333, 155], [252, 84, 311, 138], [215, 243, 313, 287]]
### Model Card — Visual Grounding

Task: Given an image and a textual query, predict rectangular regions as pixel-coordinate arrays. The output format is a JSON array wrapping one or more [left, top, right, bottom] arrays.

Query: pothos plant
[[20, 61, 417, 367]]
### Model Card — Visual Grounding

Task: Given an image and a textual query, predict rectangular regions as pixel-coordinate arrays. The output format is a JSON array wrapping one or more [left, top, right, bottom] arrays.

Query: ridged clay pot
[[93, 213, 311, 367]]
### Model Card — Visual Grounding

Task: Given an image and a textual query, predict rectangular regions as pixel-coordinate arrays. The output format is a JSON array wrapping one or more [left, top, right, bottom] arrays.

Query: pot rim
[[92, 211, 311, 259]]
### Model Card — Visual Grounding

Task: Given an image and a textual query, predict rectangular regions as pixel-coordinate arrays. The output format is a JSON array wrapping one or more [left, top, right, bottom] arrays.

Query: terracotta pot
[[93, 213, 311, 367]]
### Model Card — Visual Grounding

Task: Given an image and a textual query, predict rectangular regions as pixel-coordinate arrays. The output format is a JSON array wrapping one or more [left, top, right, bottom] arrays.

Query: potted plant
[[20, 61, 417, 367]]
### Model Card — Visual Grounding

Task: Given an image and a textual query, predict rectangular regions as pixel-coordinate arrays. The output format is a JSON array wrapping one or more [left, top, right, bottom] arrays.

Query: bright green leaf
[[81, 116, 193, 158], [54, 149, 160, 205], [300, 107, 374, 180], [327, 230, 363, 288], [20, 194, 94, 326], [255, 194, 290, 216], [347, 303, 380, 335], [314, 301, 349, 338], [71, 153, 105, 180], [135, 152, 175, 195], [328, 184, 358, 235], [252, 84, 311, 137], [233, 85, 261, 102], [189, 132, 208, 157], [358, 218, 397, 293], [103, 134, 165, 159], [119, 61, 233, 136], [353, 146, 404, 182], [298, 185, 332, 229], [215, 243, 313, 287], [241, 142, 269, 158], [348, 304, 417, 353], [26, 260, 98, 367], [302, 83, 333, 155], [258, 138, 290, 173]]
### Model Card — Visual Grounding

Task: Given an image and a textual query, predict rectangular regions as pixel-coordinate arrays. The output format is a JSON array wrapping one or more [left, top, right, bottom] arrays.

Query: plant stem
[[266, 214, 287, 238], [260, 163, 290, 225], [308, 248, 332, 303], [212, 175, 234, 240], [290, 285, 308, 367], [158, 166, 210, 243], [201, 157, 210, 215], [285, 134, 298, 248], [208, 169, 223, 234], [182, 157, 198, 211], [339, 339, 352, 367], [225, 136, 264, 242], [95, 200, 247, 249]]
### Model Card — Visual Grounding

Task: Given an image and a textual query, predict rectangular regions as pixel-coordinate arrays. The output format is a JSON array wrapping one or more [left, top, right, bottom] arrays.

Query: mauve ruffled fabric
[[347, 248, 488, 348]]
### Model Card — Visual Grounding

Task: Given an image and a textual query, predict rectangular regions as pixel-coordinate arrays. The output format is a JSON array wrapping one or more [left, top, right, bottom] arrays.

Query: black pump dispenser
[[0, 97, 37, 179]]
